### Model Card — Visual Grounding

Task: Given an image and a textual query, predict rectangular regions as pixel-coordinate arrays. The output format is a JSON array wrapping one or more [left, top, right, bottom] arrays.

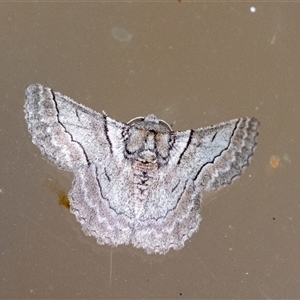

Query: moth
[[24, 83, 259, 254]]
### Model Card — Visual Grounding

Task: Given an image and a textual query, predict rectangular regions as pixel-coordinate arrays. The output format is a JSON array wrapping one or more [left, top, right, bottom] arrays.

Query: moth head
[[125, 114, 173, 167], [127, 114, 172, 132]]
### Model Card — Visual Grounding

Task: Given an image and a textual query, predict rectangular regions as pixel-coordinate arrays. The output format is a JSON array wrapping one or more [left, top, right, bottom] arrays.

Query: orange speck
[[58, 191, 70, 209], [270, 155, 280, 168]]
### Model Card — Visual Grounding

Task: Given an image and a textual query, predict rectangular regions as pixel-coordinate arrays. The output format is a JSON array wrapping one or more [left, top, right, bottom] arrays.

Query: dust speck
[[111, 26, 132, 42]]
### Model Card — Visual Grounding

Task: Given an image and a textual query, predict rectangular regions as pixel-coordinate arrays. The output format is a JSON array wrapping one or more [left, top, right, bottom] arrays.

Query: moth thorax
[[138, 150, 157, 163]]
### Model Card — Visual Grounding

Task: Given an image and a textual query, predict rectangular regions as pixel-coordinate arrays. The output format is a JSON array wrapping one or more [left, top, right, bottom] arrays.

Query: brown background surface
[[1, 2, 299, 299]]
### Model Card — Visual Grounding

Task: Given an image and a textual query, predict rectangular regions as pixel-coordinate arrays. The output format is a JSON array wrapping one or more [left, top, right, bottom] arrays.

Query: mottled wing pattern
[[172, 117, 259, 190], [70, 161, 203, 254], [24, 84, 127, 171]]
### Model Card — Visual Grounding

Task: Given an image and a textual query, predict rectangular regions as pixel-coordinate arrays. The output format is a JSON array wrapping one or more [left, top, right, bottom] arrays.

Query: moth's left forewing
[[196, 117, 259, 190], [171, 118, 259, 191]]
